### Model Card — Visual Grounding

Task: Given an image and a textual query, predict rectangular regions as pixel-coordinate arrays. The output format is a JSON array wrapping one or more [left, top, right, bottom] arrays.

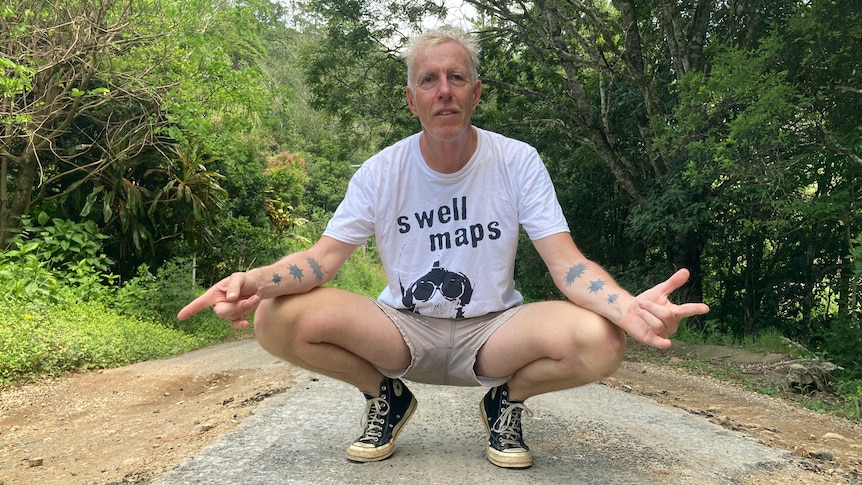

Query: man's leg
[[253, 287, 416, 462], [476, 300, 626, 399], [475, 300, 626, 468], [253, 287, 411, 394]]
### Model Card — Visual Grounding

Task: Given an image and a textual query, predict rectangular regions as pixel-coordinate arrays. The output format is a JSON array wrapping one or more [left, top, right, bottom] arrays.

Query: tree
[[2, 0, 167, 244], [1, 0, 272, 267], [299, 0, 447, 148]]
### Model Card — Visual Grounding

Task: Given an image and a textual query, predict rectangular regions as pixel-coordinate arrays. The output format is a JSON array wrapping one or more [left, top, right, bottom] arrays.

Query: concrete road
[[153, 365, 803, 484]]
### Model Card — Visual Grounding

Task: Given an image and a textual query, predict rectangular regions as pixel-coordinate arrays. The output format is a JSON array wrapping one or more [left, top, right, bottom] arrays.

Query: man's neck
[[418, 127, 478, 174]]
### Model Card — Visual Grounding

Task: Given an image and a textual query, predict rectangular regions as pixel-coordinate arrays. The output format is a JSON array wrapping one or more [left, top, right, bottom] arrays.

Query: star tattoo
[[272, 273, 282, 285], [306, 257, 324, 281], [588, 279, 606, 294], [607, 294, 619, 304], [288, 264, 304, 282], [565, 263, 588, 286]]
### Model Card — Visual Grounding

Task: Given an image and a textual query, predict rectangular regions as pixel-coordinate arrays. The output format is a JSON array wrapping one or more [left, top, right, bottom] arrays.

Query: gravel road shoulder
[[1, 338, 860, 484]]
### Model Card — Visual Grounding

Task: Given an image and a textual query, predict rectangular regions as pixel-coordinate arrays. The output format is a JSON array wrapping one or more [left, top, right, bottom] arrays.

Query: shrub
[[112, 258, 250, 343], [2, 214, 116, 304], [0, 243, 65, 310]]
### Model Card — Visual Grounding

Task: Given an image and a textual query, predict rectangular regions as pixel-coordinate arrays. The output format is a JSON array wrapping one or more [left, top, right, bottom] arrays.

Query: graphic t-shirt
[[323, 127, 570, 319]]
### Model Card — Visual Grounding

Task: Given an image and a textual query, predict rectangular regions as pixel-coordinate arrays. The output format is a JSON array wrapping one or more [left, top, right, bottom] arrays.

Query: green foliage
[[303, 152, 354, 212], [1, 214, 116, 304], [515, 231, 560, 302], [325, 244, 387, 298], [7, 213, 112, 272], [0, 56, 34, 101], [822, 315, 862, 380], [112, 259, 192, 321], [0, 301, 202, 386], [212, 149, 270, 227], [0, 244, 64, 309], [110, 257, 246, 342], [266, 151, 308, 209], [835, 379, 862, 420], [298, 0, 446, 147], [0, 250, 250, 386], [183, 215, 305, 287]]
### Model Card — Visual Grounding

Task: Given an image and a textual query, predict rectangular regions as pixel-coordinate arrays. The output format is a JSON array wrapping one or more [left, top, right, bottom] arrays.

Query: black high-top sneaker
[[480, 383, 533, 468], [346, 377, 417, 462]]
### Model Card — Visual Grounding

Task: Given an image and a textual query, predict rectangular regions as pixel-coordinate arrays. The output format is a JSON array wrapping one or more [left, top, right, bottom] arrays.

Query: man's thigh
[[474, 300, 619, 379], [254, 288, 411, 372]]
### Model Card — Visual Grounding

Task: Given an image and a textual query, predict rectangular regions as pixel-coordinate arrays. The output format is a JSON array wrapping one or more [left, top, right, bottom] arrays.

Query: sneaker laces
[[492, 401, 533, 448], [357, 396, 390, 443]]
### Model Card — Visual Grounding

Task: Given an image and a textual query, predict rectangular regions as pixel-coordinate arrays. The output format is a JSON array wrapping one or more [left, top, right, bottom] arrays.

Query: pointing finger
[[177, 289, 219, 320]]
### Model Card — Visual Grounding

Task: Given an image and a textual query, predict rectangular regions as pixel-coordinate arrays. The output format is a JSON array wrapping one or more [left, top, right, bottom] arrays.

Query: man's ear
[[471, 79, 482, 110], [406, 86, 418, 115]]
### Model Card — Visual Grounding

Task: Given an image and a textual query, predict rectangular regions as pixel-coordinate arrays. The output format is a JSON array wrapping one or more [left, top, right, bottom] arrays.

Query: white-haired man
[[179, 27, 709, 469]]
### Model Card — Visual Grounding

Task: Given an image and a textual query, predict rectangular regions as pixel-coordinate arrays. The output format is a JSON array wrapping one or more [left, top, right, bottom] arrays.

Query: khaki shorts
[[371, 299, 524, 387]]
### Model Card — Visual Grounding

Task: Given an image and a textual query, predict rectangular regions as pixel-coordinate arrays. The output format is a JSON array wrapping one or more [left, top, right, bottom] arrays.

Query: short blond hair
[[402, 26, 481, 87]]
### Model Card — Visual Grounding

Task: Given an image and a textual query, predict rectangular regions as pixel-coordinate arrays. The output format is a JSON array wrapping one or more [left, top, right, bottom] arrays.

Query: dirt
[[608, 342, 862, 484], [1, 337, 861, 485]]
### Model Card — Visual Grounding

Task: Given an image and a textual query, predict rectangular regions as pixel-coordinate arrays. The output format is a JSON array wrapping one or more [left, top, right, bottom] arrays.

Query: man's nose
[[437, 78, 453, 98]]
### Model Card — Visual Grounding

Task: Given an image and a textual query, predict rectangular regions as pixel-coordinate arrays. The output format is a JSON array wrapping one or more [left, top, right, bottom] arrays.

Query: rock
[[194, 423, 216, 433], [809, 450, 834, 461], [822, 432, 850, 442]]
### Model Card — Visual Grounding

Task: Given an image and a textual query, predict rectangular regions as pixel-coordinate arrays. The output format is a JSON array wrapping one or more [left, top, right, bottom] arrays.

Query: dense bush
[[325, 244, 387, 297], [0, 215, 249, 385], [1, 215, 117, 306]]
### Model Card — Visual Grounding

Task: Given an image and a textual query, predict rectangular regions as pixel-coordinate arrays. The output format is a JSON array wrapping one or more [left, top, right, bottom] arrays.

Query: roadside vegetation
[[0, 214, 386, 386], [631, 325, 862, 422], [2, 0, 860, 424]]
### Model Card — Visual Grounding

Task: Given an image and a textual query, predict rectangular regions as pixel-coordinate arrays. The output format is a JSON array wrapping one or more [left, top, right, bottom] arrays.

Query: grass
[[627, 326, 862, 422], [0, 300, 241, 386], [0, 246, 386, 389]]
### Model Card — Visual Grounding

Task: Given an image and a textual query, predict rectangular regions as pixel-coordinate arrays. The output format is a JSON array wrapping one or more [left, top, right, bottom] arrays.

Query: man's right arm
[[251, 236, 358, 299], [177, 236, 359, 326]]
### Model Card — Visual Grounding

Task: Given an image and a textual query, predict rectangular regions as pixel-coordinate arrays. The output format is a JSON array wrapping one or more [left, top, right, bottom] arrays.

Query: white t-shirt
[[323, 127, 570, 318]]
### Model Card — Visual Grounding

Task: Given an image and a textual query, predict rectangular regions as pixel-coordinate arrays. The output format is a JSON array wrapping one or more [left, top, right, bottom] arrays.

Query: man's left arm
[[532, 233, 710, 349]]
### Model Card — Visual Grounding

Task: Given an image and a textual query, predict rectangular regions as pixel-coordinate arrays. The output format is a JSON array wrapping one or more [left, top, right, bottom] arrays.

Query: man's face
[[406, 41, 482, 142]]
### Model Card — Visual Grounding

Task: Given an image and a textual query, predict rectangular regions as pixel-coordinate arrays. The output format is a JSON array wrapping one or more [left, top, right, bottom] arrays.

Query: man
[[178, 27, 709, 469]]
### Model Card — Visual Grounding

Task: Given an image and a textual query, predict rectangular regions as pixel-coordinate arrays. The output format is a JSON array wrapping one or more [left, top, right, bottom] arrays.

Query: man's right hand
[[177, 272, 262, 329]]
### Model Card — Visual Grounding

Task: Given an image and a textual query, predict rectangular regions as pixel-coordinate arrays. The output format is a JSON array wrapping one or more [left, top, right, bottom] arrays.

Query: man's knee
[[601, 322, 627, 376], [577, 313, 626, 379], [252, 295, 307, 358], [253, 289, 359, 358]]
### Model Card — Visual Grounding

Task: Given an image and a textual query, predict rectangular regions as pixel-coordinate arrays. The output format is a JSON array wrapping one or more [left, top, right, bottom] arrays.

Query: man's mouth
[[437, 110, 458, 116]]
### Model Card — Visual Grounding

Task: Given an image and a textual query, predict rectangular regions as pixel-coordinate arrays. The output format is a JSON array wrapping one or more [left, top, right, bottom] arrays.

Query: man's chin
[[422, 124, 472, 141]]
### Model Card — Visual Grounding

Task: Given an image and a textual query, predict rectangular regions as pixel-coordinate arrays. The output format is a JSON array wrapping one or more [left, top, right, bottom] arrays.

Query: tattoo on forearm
[[565, 263, 588, 286], [288, 264, 304, 281], [278, 259, 322, 285], [588, 279, 606, 293], [306, 257, 324, 281], [565, 262, 619, 305]]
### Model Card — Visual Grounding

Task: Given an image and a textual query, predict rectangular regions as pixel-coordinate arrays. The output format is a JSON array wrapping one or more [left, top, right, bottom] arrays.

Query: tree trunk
[[666, 225, 706, 329]]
